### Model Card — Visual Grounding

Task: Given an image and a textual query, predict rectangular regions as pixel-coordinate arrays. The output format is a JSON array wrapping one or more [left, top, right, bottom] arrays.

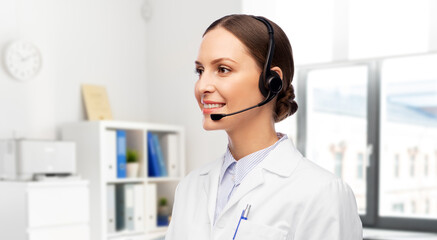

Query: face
[[194, 27, 266, 131]]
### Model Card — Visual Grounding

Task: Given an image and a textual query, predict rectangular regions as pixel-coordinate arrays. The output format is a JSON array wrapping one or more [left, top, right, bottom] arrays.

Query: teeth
[[204, 103, 224, 109]]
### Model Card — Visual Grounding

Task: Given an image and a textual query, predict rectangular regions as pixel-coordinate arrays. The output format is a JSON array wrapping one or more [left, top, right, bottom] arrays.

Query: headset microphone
[[210, 90, 279, 121], [210, 75, 281, 120], [210, 16, 283, 121]]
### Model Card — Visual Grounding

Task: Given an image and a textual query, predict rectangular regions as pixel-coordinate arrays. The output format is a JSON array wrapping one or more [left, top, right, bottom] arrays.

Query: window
[[411, 201, 417, 214], [408, 148, 418, 178], [334, 152, 343, 178], [301, 65, 368, 215], [379, 55, 437, 223], [410, 155, 415, 177], [298, 53, 437, 232], [392, 203, 404, 213]]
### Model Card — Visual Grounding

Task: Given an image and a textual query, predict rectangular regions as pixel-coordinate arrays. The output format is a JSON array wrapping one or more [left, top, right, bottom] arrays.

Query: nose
[[196, 72, 215, 94]]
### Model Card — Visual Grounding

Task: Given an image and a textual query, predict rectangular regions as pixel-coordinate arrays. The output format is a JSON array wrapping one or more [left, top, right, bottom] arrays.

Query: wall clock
[[3, 40, 42, 81]]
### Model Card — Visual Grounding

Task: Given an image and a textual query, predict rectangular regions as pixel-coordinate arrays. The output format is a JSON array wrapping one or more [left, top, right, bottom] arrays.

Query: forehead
[[197, 27, 250, 63]]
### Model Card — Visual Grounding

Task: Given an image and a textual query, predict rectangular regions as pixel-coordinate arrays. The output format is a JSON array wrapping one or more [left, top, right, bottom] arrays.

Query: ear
[[271, 66, 283, 80]]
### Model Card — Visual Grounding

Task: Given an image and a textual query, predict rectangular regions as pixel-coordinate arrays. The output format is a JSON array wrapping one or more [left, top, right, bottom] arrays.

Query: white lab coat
[[165, 138, 362, 240]]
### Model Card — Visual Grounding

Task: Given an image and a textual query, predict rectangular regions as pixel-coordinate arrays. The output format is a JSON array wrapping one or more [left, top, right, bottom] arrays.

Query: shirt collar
[[219, 133, 288, 185]]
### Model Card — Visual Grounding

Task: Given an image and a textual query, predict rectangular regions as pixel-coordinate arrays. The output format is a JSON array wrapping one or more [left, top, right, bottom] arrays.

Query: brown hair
[[204, 14, 298, 122]]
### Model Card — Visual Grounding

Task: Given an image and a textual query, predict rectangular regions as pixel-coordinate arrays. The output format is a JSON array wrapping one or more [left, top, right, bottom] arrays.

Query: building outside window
[[394, 154, 400, 178], [410, 155, 415, 178], [425, 198, 430, 214], [424, 155, 429, 177], [411, 201, 417, 214], [298, 53, 437, 231], [304, 65, 368, 215], [408, 148, 418, 178], [357, 153, 364, 179], [392, 203, 404, 213]]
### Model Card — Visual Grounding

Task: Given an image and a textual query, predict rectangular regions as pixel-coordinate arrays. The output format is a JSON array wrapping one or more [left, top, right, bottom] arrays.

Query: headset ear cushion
[[267, 71, 283, 94], [258, 73, 269, 97]]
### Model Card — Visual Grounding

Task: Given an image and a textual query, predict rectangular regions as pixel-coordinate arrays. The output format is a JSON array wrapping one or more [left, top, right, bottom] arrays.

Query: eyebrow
[[195, 57, 237, 66]]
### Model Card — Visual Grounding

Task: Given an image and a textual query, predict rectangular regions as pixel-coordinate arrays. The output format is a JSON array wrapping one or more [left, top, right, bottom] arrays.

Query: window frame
[[296, 53, 437, 233]]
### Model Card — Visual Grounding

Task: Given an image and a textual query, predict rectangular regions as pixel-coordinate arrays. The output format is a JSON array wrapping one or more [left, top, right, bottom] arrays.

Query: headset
[[210, 16, 283, 121]]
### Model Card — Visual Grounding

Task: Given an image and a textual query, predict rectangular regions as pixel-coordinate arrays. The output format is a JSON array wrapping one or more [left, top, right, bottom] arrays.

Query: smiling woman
[[165, 14, 362, 240]]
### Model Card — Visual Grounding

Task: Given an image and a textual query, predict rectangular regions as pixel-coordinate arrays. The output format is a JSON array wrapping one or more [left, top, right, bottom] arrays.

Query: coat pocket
[[234, 220, 287, 240]]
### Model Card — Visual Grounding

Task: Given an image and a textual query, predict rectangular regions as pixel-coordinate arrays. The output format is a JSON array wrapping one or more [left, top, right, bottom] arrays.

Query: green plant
[[126, 149, 139, 163], [159, 197, 168, 207]]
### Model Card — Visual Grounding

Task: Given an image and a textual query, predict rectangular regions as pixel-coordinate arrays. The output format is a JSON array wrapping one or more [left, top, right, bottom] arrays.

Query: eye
[[218, 65, 231, 74], [195, 67, 204, 76]]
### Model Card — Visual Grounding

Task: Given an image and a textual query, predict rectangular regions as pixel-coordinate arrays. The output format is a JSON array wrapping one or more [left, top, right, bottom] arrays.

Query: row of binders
[[147, 132, 178, 177], [104, 130, 179, 179], [107, 183, 160, 233]]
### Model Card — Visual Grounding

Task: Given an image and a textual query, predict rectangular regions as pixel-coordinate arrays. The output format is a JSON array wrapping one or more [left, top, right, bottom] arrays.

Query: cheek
[[225, 74, 262, 105]]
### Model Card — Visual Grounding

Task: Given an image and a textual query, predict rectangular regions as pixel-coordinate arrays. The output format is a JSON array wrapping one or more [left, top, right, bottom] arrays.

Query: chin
[[202, 117, 223, 131]]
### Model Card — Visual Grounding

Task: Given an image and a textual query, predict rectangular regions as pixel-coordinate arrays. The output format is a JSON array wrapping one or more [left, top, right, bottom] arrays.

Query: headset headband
[[253, 16, 275, 93]]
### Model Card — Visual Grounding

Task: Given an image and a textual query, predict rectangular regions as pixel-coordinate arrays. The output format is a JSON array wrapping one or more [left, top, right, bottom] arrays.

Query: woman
[[166, 14, 362, 240]]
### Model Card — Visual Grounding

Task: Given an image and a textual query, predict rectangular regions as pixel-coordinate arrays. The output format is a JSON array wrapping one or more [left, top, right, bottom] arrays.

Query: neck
[[226, 117, 278, 161]]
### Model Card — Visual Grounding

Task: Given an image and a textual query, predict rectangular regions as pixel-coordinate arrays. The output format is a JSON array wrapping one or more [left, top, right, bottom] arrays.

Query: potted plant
[[126, 149, 140, 178], [157, 197, 171, 226]]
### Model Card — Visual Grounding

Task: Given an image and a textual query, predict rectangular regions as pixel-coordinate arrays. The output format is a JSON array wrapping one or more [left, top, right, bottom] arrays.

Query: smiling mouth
[[202, 103, 225, 114], [203, 103, 225, 109]]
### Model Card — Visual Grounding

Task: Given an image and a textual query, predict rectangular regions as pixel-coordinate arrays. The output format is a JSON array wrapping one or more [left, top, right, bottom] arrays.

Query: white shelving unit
[[61, 121, 185, 240]]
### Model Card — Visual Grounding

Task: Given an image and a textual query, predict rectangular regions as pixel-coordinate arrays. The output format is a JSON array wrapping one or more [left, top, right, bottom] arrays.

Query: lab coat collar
[[198, 137, 302, 227], [259, 137, 302, 177]]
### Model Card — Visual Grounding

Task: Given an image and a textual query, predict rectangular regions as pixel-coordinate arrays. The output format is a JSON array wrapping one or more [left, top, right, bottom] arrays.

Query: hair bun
[[274, 84, 298, 122]]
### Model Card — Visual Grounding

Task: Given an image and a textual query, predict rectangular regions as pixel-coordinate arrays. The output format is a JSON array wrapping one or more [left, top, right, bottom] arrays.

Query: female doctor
[[165, 14, 362, 240]]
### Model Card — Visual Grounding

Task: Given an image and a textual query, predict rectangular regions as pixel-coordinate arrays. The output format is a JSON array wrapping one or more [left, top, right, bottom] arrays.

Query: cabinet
[[0, 180, 90, 240], [61, 121, 185, 240]]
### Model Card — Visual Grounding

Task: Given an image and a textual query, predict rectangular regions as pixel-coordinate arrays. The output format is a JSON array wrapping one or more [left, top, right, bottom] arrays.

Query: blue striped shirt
[[214, 133, 287, 223]]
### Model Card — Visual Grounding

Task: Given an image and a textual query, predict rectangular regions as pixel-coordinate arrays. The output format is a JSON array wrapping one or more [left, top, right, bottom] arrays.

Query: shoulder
[[289, 159, 362, 236], [292, 157, 355, 198], [263, 138, 356, 202], [265, 137, 340, 188], [269, 138, 354, 199], [295, 157, 339, 185], [290, 157, 360, 223]]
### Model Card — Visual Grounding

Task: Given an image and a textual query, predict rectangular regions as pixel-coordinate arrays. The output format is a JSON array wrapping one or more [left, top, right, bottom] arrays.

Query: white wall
[[0, 0, 242, 173], [145, 0, 241, 172], [0, 0, 149, 139]]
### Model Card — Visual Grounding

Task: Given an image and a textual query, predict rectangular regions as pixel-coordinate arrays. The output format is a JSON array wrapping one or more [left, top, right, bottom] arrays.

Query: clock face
[[4, 41, 42, 81]]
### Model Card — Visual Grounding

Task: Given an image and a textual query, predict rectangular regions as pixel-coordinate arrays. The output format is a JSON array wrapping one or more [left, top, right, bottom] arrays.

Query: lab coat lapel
[[219, 167, 265, 217], [200, 158, 222, 227], [261, 138, 302, 177]]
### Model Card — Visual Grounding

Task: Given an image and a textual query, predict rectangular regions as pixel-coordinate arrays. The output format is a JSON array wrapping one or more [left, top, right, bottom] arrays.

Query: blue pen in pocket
[[233, 204, 251, 240]]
